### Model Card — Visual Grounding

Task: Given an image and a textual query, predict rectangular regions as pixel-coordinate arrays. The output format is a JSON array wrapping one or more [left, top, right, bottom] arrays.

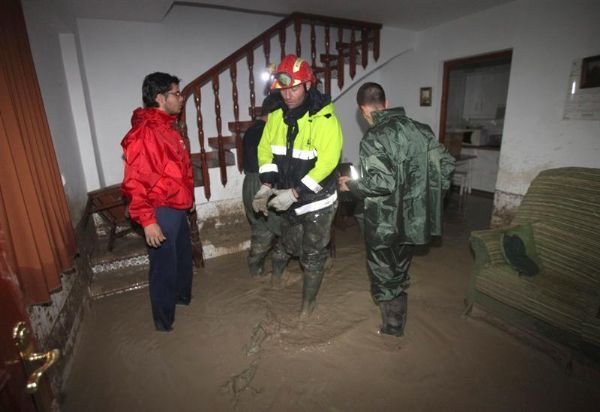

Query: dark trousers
[[148, 207, 193, 330], [366, 243, 415, 302]]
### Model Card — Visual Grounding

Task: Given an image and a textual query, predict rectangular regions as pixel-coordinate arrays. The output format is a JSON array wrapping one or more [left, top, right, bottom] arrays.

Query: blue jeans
[[148, 207, 193, 330]]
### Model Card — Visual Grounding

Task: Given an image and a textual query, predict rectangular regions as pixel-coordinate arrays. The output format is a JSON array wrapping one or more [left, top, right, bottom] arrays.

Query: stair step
[[191, 151, 236, 187], [89, 264, 149, 299], [313, 67, 339, 81], [249, 107, 262, 118], [199, 212, 251, 260], [88, 233, 149, 299], [320, 53, 361, 64], [336, 38, 375, 50], [207, 135, 237, 150], [313, 65, 338, 73], [228, 120, 255, 134]]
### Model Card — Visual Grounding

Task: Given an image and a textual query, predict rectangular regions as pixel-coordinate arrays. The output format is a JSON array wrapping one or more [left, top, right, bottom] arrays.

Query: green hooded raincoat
[[347, 108, 455, 249]]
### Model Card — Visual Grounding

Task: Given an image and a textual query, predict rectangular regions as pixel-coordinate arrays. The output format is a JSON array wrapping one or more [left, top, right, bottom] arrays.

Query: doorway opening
[[440, 49, 512, 200]]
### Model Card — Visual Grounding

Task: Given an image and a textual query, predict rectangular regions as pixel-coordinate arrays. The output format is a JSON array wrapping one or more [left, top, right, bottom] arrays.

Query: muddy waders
[[274, 203, 336, 316]]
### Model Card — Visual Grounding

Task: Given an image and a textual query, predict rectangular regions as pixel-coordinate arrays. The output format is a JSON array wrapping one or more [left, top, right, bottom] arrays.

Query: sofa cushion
[[475, 264, 598, 342], [500, 223, 542, 277]]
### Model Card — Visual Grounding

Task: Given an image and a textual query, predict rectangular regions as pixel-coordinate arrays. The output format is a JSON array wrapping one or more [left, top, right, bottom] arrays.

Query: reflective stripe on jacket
[[258, 101, 343, 215]]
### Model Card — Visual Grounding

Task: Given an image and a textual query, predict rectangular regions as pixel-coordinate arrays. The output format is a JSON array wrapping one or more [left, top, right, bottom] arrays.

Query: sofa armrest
[[470, 229, 506, 269]]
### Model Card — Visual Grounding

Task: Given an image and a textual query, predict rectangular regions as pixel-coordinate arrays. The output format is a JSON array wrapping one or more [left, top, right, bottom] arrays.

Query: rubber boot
[[300, 270, 324, 317], [248, 260, 265, 278], [379, 292, 407, 336], [271, 258, 288, 289]]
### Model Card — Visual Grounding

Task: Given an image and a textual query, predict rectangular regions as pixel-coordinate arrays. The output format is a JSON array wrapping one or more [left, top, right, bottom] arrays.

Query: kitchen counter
[[462, 144, 501, 151], [460, 146, 500, 192]]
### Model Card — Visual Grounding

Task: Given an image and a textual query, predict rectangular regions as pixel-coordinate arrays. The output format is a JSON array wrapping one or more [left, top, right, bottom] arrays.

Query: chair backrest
[[514, 167, 600, 232], [514, 167, 600, 285], [87, 184, 128, 226]]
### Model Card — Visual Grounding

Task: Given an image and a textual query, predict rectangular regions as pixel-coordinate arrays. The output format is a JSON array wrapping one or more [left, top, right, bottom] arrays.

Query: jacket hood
[[307, 87, 332, 116], [372, 106, 406, 124], [272, 87, 333, 118], [122, 107, 177, 148]]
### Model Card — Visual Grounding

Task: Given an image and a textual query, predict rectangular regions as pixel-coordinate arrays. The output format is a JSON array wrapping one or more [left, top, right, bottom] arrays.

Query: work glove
[[252, 184, 273, 215], [268, 189, 297, 212]]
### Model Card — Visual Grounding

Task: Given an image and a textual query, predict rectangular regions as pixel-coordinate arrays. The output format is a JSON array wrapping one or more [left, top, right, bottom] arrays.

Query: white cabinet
[[463, 67, 510, 120], [461, 147, 500, 193]]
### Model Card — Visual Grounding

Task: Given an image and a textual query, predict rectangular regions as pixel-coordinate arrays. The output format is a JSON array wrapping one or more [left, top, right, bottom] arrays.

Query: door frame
[[438, 49, 513, 143], [0, 231, 55, 411]]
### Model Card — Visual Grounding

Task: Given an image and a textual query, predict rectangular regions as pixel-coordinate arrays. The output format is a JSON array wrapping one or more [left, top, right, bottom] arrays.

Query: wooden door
[[0, 230, 55, 411]]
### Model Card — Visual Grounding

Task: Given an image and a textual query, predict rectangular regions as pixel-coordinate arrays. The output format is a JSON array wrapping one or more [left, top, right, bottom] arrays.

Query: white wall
[[333, 26, 416, 165], [75, 5, 416, 210], [22, 1, 88, 222], [76, 7, 281, 205], [371, 0, 599, 217], [27, 0, 600, 223], [495, 0, 600, 195]]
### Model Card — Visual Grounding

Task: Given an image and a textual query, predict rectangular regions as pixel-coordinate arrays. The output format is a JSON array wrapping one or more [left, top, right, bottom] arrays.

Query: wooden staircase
[[177, 12, 382, 198], [177, 13, 381, 263]]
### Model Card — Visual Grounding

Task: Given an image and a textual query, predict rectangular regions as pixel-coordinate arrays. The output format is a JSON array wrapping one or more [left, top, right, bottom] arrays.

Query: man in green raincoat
[[339, 82, 454, 336]]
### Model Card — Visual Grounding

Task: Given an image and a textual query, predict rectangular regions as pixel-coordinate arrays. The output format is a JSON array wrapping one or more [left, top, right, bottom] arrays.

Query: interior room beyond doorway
[[440, 50, 512, 198]]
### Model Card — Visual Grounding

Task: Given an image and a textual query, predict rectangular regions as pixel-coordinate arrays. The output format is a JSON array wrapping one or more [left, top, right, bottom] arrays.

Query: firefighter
[[253, 55, 343, 317]]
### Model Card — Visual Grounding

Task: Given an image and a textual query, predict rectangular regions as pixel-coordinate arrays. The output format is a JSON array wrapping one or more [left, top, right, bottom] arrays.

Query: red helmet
[[271, 55, 315, 90]]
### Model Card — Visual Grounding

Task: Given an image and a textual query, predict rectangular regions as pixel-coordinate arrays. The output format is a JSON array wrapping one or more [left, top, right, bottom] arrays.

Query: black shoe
[[155, 322, 173, 332], [176, 296, 191, 305]]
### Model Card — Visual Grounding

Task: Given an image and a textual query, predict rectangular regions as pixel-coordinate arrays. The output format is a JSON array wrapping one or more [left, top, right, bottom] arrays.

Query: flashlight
[[349, 165, 359, 180]]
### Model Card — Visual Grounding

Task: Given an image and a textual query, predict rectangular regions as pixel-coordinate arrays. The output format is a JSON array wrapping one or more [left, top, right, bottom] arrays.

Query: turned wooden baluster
[[310, 21, 316, 68], [349, 28, 357, 79], [181, 104, 204, 267], [248, 49, 256, 120], [361, 28, 369, 69], [263, 36, 271, 69], [230, 61, 243, 173], [212, 74, 227, 186], [263, 38, 271, 103], [336, 26, 344, 90], [373, 28, 380, 61], [324, 24, 331, 96], [279, 26, 286, 61], [193, 85, 210, 200], [294, 17, 302, 57]]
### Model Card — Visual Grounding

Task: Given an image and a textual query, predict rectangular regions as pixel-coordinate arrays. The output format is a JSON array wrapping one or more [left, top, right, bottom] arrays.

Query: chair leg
[[188, 210, 204, 268], [107, 224, 117, 252]]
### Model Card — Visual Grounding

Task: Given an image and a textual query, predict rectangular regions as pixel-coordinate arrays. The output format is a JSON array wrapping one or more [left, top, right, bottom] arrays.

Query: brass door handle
[[12, 321, 61, 394], [24, 349, 60, 394]]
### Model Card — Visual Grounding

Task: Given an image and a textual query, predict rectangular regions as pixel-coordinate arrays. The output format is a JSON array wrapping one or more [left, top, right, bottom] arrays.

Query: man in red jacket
[[121, 72, 194, 332]]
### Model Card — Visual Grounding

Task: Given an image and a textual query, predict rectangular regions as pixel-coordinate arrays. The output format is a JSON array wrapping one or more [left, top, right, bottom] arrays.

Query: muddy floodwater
[[62, 196, 600, 411]]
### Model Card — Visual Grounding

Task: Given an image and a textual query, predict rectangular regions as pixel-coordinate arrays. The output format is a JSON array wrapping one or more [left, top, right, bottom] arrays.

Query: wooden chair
[[83, 184, 136, 252], [83, 184, 205, 267]]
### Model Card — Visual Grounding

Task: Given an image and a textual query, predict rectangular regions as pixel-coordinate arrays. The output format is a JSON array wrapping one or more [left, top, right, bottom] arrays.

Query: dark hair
[[356, 82, 386, 107], [260, 92, 282, 116], [142, 72, 180, 108]]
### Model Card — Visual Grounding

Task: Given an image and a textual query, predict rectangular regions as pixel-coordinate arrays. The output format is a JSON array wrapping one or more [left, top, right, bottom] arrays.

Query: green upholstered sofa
[[467, 167, 600, 362]]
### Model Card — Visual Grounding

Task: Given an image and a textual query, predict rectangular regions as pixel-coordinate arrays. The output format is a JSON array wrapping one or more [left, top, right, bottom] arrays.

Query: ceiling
[[51, 0, 515, 30]]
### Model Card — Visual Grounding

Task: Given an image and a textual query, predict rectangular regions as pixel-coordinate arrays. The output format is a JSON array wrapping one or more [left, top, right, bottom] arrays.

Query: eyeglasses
[[165, 91, 182, 98]]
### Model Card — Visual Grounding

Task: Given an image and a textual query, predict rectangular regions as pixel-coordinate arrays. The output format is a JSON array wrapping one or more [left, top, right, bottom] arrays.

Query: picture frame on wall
[[580, 54, 600, 89], [420, 87, 432, 106]]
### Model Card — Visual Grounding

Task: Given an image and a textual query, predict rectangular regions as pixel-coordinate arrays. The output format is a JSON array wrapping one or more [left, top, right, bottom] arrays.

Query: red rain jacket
[[121, 108, 193, 227]]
